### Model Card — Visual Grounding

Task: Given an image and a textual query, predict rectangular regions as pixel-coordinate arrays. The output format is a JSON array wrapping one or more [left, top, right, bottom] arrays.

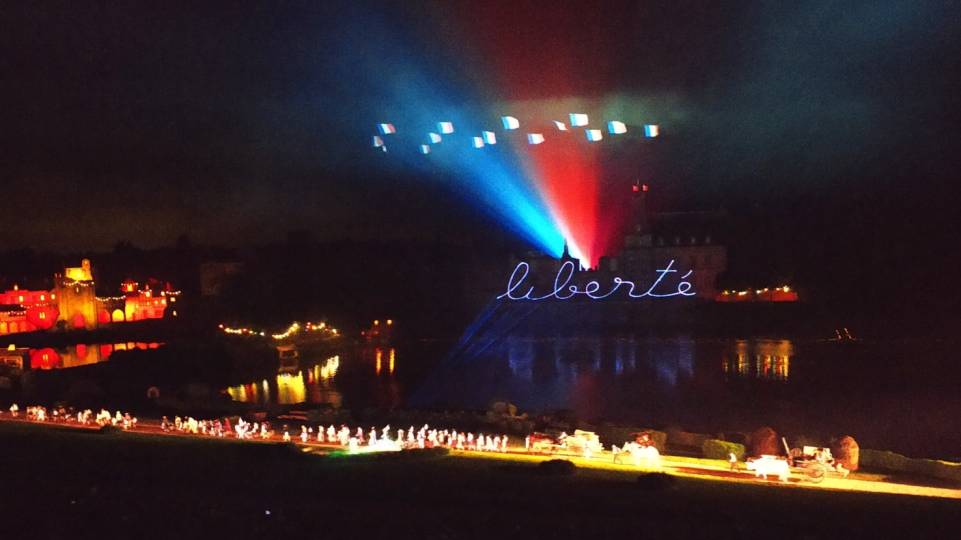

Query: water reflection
[[429, 336, 796, 417], [227, 355, 342, 406], [722, 340, 792, 381], [26, 342, 164, 370]]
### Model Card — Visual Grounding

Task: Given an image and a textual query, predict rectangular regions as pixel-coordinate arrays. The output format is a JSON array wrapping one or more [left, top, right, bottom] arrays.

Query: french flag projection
[[367, 113, 664, 269], [569, 113, 589, 127]]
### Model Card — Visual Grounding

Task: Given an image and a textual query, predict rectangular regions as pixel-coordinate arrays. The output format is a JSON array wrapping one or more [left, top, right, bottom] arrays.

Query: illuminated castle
[[54, 259, 99, 330], [0, 259, 177, 335], [607, 182, 728, 299], [513, 183, 728, 300]]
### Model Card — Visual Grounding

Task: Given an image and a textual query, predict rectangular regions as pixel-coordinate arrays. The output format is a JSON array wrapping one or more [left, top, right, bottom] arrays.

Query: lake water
[[4, 335, 958, 459], [220, 336, 961, 459]]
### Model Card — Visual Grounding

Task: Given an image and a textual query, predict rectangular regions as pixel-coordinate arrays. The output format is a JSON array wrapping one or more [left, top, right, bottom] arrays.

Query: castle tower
[[630, 180, 650, 234], [55, 258, 98, 330]]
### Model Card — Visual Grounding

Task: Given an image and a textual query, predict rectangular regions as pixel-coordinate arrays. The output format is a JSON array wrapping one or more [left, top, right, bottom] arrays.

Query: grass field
[[1, 422, 958, 539]]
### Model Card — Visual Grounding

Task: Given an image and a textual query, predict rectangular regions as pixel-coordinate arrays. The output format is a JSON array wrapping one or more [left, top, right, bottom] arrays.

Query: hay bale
[[831, 435, 860, 471], [749, 426, 779, 457]]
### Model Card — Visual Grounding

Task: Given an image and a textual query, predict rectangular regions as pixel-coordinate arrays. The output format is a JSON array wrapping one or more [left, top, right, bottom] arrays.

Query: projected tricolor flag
[[482, 131, 497, 145], [607, 121, 627, 135], [644, 124, 659, 137], [438, 121, 455, 134], [569, 113, 589, 127], [585, 129, 603, 142], [378, 123, 397, 135], [527, 133, 545, 145], [501, 116, 520, 130]]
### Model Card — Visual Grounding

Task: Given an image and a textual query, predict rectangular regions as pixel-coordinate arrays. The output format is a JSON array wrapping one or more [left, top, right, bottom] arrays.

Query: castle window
[[690, 236, 697, 245], [674, 236, 680, 245], [18, 295, 24, 303], [39, 312, 46, 320], [40, 294, 45, 301], [705, 235, 712, 244]]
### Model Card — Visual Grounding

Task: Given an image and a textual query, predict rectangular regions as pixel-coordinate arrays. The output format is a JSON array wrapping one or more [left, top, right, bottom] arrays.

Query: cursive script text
[[496, 260, 695, 301]]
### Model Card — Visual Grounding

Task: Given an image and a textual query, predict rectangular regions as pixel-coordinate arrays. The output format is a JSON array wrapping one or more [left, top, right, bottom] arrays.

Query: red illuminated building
[[0, 259, 178, 336]]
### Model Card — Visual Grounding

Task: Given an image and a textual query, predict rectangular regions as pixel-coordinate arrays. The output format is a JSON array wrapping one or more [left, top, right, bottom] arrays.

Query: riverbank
[[1, 421, 958, 539]]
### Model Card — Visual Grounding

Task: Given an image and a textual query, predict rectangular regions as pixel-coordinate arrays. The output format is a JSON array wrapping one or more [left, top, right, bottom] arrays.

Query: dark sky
[[2, 1, 960, 302]]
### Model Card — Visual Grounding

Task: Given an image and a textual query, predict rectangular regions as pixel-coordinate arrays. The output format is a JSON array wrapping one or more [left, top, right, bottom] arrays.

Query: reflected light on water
[[28, 342, 163, 370], [227, 355, 342, 406], [724, 340, 792, 380], [320, 355, 340, 380], [276, 372, 306, 404]]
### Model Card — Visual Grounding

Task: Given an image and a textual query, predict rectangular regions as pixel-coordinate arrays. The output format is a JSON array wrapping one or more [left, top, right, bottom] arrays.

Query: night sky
[[3, 1, 960, 310]]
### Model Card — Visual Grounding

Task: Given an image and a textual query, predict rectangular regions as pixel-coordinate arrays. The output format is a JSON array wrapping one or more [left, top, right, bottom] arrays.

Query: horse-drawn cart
[[788, 445, 849, 483]]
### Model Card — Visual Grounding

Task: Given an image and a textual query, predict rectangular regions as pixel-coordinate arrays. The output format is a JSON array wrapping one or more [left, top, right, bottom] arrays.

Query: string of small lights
[[218, 321, 338, 340]]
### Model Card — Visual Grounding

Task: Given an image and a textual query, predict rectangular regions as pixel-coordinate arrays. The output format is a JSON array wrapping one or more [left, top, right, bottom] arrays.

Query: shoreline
[[2, 412, 957, 501]]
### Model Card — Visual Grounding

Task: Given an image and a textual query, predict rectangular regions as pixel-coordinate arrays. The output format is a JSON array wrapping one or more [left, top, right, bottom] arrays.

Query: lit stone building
[[54, 259, 99, 330], [509, 184, 728, 301], [0, 259, 176, 335]]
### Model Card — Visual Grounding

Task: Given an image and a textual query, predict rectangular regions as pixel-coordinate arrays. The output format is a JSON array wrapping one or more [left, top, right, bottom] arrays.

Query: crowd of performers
[[8, 403, 140, 430], [5, 403, 512, 454], [167, 417, 514, 454], [5, 402, 659, 467]]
